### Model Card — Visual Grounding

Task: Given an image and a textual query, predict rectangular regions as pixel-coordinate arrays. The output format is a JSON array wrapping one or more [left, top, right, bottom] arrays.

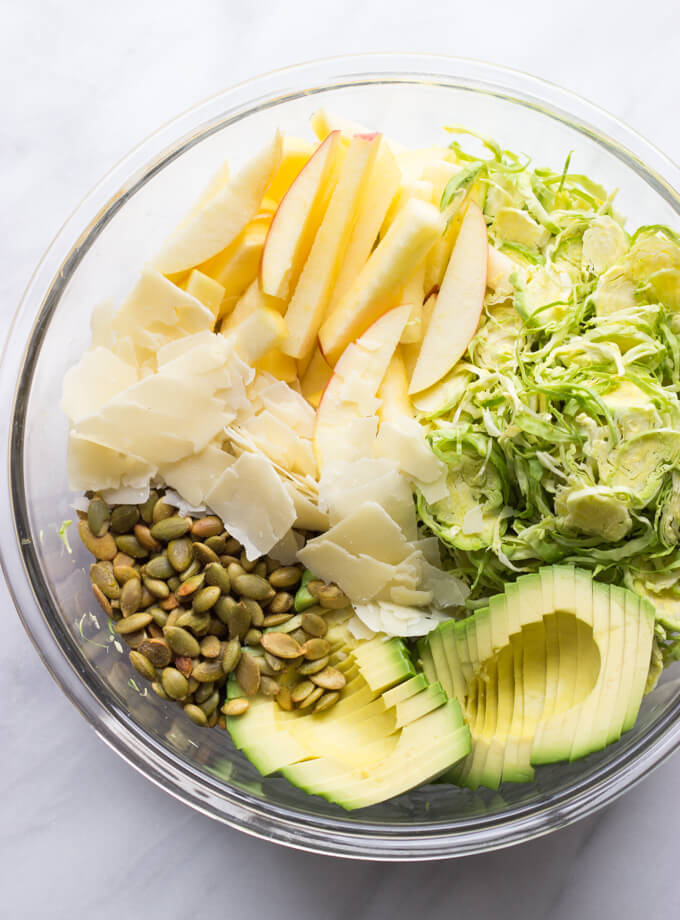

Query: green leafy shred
[[416, 131, 680, 665], [58, 519, 73, 553]]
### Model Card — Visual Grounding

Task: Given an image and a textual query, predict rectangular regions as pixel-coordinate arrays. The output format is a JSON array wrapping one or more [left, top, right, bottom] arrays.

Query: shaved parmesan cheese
[[257, 379, 316, 439], [417, 471, 449, 504], [102, 484, 151, 505], [375, 417, 446, 483], [327, 416, 380, 467], [241, 410, 317, 478], [61, 347, 137, 422], [297, 540, 395, 602], [283, 481, 329, 531], [421, 561, 470, 608], [67, 433, 155, 492], [269, 529, 305, 565], [352, 600, 449, 637], [160, 444, 235, 507], [205, 452, 295, 559], [314, 502, 411, 565], [389, 586, 433, 606]]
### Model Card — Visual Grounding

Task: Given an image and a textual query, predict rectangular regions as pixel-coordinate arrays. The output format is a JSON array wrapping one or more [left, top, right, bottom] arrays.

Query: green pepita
[[192, 659, 225, 683], [91, 583, 112, 617], [152, 680, 169, 700], [297, 655, 330, 676], [268, 592, 294, 615], [129, 650, 156, 681], [87, 498, 110, 537], [260, 676, 280, 697], [143, 576, 170, 599], [161, 667, 189, 700], [113, 564, 141, 585], [183, 703, 208, 726], [114, 534, 148, 560], [163, 625, 200, 657], [79, 520, 117, 560], [133, 523, 162, 553], [301, 611, 328, 637], [204, 562, 230, 594], [200, 635, 221, 659], [148, 606, 169, 629], [226, 562, 246, 581], [151, 515, 191, 543], [167, 538, 194, 572], [176, 572, 205, 598], [314, 691, 340, 713], [308, 581, 349, 610], [244, 627, 263, 646], [205, 534, 228, 554], [301, 637, 331, 660], [175, 610, 211, 635], [152, 499, 176, 524], [199, 689, 220, 716], [291, 680, 315, 704], [310, 666, 347, 691], [115, 612, 152, 634], [222, 698, 249, 717], [215, 594, 238, 625], [226, 603, 251, 640], [260, 632, 302, 660], [144, 554, 174, 580], [235, 652, 260, 696], [276, 686, 294, 711], [192, 585, 221, 613], [120, 577, 143, 617], [138, 637, 172, 668], [194, 681, 215, 704], [190, 515, 224, 539], [262, 612, 293, 628], [110, 504, 140, 533], [268, 566, 302, 589], [221, 639, 241, 675], [90, 561, 120, 599], [298, 685, 325, 709], [233, 573, 275, 602], [192, 542, 219, 566], [138, 490, 159, 524]]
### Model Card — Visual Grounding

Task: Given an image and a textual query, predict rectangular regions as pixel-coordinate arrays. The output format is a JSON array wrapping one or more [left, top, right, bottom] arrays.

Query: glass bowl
[[3, 54, 680, 861]]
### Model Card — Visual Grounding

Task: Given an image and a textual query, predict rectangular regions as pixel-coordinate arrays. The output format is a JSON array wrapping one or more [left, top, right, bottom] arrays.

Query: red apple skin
[[259, 131, 341, 296]]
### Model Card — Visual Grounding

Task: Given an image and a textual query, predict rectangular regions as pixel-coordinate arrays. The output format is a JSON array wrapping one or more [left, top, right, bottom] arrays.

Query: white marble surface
[[2, 1, 680, 916]]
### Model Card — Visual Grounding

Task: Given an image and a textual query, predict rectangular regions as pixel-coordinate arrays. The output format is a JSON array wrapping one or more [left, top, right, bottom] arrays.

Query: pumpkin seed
[[297, 655, 330, 676], [122, 629, 147, 649], [226, 603, 251, 640], [276, 686, 294, 711], [236, 653, 260, 695], [193, 542, 219, 566], [133, 523, 162, 553], [152, 680, 169, 700], [120, 577, 142, 617], [183, 703, 207, 726], [200, 635, 221, 659], [143, 576, 170, 599], [147, 622, 163, 639], [174, 656, 193, 678], [111, 504, 140, 533], [301, 611, 328, 637], [215, 594, 238, 625], [91, 583, 112, 617], [160, 594, 179, 612], [207, 617, 227, 638], [217, 715, 227, 729], [90, 562, 120, 599], [223, 537, 242, 555], [244, 628, 263, 646], [144, 554, 174, 580], [167, 576, 181, 592], [291, 680, 315, 704], [239, 597, 263, 627], [129, 650, 156, 681], [205, 534, 228, 555], [204, 562, 230, 594], [113, 551, 135, 568], [269, 566, 302, 589], [227, 562, 246, 581], [233, 573, 274, 601], [199, 690, 220, 717], [151, 515, 191, 542], [314, 691, 340, 713], [152, 499, 176, 524], [139, 586, 155, 608], [308, 581, 349, 609], [264, 651, 285, 673], [191, 515, 224, 539], [175, 610, 211, 635], [138, 490, 159, 524], [221, 639, 242, 674], [192, 660, 224, 683], [262, 612, 293, 628], [187, 676, 199, 694], [114, 534, 148, 560], [115, 612, 152, 634], [260, 676, 280, 697], [167, 538, 194, 572], [164, 626, 200, 657], [261, 632, 302, 659], [298, 686, 325, 709], [176, 572, 205, 598], [268, 592, 293, 615], [113, 564, 141, 585], [239, 551, 258, 573], [78, 520, 117, 560], [192, 585, 221, 613], [301, 637, 331, 660], [138, 638, 172, 668], [87, 498, 110, 537], [194, 681, 215, 704], [310, 667, 346, 691], [222, 698, 249, 717]]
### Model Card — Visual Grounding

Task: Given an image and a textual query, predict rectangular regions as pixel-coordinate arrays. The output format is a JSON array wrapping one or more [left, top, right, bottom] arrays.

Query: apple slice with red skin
[[314, 304, 410, 471], [260, 130, 343, 301], [408, 202, 488, 394]]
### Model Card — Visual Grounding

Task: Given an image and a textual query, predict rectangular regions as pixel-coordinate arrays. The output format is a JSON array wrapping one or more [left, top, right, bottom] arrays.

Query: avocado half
[[420, 564, 655, 790], [227, 627, 471, 810]]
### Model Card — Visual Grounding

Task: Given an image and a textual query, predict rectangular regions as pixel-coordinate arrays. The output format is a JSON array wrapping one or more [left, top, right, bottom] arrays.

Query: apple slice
[[314, 304, 410, 470], [318, 197, 443, 365], [153, 131, 282, 275], [311, 110, 408, 155], [398, 262, 426, 344], [401, 292, 436, 378], [326, 140, 402, 317], [378, 350, 413, 424], [300, 346, 332, 408], [282, 133, 382, 362], [229, 306, 287, 365], [261, 136, 315, 212], [255, 348, 298, 383], [184, 270, 225, 319], [408, 202, 488, 394], [260, 131, 343, 301], [198, 217, 269, 313], [180, 159, 230, 227], [381, 180, 434, 234], [221, 279, 284, 335]]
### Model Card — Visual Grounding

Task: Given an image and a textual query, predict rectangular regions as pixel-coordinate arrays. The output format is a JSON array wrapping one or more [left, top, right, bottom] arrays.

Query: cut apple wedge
[[255, 348, 298, 383], [381, 180, 434, 233], [221, 280, 284, 335], [314, 304, 410, 470], [311, 110, 407, 155], [180, 159, 230, 227], [401, 291, 437, 379], [229, 306, 287, 364], [282, 133, 382, 362], [261, 136, 315, 212], [184, 270, 225, 319], [378, 350, 413, 424], [153, 131, 282, 275], [409, 202, 488, 394], [199, 218, 269, 312], [326, 140, 402, 317], [260, 131, 343, 301], [398, 262, 426, 344], [300, 346, 333, 408], [318, 197, 443, 365]]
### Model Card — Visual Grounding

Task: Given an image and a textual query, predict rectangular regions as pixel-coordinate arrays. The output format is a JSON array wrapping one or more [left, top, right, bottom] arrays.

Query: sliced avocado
[[382, 673, 428, 707], [418, 636, 437, 684], [422, 565, 656, 788], [428, 625, 455, 698], [395, 682, 447, 728]]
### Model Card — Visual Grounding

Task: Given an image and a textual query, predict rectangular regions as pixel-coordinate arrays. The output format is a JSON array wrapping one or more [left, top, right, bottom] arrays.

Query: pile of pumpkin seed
[[80, 489, 350, 728]]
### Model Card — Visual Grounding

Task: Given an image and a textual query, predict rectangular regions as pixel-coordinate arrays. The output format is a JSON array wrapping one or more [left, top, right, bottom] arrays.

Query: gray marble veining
[[2, 1, 679, 917]]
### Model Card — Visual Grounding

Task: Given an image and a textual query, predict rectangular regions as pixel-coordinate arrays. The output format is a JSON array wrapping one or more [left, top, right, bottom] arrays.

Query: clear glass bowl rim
[[3, 53, 680, 861]]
